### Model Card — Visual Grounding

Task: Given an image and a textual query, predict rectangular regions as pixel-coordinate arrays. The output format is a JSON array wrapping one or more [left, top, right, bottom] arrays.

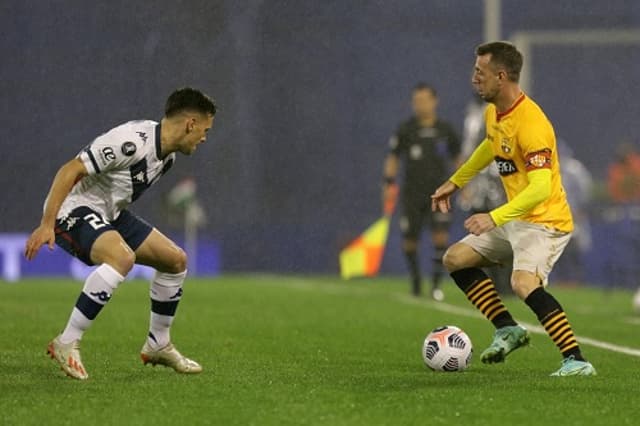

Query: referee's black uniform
[[389, 117, 460, 294]]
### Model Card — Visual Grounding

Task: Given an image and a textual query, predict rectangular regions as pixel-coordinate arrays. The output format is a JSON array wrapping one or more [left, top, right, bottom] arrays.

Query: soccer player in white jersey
[[24, 88, 216, 380]]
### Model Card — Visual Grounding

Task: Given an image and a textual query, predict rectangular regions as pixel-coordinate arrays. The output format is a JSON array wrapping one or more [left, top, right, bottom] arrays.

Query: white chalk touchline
[[251, 276, 640, 358], [397, 294, 640, 358]]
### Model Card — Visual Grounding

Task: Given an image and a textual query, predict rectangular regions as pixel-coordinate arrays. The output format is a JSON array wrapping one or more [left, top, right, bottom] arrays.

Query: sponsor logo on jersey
[[137, 131, 148, 143], [121, 141, 137, 156], [494, 156, 517, 176]]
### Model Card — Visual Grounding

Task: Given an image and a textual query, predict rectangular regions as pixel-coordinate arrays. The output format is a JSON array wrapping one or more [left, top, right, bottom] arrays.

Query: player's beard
[[478, 88, 497, 103]]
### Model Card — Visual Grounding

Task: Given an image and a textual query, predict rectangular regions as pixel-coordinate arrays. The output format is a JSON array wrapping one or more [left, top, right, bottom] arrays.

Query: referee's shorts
[[400, 195, 451, 240]]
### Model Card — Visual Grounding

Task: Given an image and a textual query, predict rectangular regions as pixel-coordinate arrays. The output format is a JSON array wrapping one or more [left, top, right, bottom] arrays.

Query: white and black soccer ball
[[422, 325, 473, 372]]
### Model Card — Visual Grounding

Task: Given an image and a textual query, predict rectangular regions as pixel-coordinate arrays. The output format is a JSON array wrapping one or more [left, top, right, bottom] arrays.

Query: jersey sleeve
[[389, 125, 406, 155], [79, 133, 143, 175], [518, 117, 554, 172]]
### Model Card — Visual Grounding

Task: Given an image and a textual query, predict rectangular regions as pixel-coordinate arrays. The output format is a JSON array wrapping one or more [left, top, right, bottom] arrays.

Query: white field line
[[250, 277, 640, 358], [397, 294, 640, 358], [624, 317, 640, 326]]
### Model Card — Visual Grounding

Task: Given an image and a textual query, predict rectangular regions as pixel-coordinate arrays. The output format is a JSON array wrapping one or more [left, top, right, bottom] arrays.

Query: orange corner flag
[[339, 184, 398, 279]]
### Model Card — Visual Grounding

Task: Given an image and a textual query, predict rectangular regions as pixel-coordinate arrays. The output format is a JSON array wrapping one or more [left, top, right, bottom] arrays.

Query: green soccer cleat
[[550, 356, 597, 377], [480, 325, 530, 364]]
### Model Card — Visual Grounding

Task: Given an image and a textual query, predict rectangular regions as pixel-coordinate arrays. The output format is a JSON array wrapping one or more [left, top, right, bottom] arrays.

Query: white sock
[[60, 264, 124, 344], [148, 270, 186, 349]]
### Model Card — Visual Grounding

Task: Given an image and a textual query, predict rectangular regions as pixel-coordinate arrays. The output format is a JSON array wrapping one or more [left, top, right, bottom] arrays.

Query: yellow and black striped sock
[[525, 287, 585, 360], [451, 268, 517, 329]]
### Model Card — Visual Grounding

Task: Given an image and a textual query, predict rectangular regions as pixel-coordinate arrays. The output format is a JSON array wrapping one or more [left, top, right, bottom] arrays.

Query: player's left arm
[[489, 168, 551, 226]]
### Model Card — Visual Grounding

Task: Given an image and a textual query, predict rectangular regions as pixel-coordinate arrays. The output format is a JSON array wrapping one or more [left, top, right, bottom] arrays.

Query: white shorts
[[460, 220, 572, 286]]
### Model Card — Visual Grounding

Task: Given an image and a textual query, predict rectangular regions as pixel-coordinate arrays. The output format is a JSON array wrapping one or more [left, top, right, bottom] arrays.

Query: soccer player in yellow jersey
[[431, 42, 596, 376]]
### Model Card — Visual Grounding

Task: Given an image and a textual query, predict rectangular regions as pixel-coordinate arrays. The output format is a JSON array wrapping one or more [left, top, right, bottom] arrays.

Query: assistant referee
[[382, 83, 460, 299]]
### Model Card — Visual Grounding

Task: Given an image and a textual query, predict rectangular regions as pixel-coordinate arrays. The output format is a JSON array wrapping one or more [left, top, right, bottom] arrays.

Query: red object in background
[[608, 152, 640, 203]]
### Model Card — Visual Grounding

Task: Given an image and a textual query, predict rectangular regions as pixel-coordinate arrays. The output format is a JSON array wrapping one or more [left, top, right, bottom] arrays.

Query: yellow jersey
[[486, 93, 573, 232]]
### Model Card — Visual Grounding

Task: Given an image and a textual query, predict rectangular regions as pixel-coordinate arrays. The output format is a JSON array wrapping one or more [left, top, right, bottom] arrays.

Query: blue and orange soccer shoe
[[550, 356, 597, 377], [480, 325, 530, 364]]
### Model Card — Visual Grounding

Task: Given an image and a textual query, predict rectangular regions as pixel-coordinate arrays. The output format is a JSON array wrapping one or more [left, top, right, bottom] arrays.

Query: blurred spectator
[[554, 140, 593, 284], [608, 143, 640, 203]]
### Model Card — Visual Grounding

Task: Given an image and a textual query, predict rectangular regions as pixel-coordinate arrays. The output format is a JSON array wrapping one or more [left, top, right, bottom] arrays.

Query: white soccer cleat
[[140, 342, 202, 374], [46, 336, 89, 380]]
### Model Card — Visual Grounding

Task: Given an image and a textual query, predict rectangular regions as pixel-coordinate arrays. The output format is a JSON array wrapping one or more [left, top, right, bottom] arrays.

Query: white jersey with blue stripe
[[57, 120, 175, 222]]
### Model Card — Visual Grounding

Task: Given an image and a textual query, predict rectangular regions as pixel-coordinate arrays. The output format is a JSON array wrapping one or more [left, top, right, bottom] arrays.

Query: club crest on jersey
[[495, 156, 517, 176], [121, 141, 137, 156], [501, 138, 513, 154], [410, 144, 423, 160]]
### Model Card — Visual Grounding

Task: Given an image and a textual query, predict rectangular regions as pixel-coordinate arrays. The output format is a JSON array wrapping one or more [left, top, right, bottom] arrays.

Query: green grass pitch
[[1, 275, 639, 425]]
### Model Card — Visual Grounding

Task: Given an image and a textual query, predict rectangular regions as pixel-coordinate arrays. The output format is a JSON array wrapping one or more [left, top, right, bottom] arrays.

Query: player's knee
[[109, 250, 136, 276], [442, 244, 466, 273], [510, 271, 540, 299], [166, 247, 188, 274]]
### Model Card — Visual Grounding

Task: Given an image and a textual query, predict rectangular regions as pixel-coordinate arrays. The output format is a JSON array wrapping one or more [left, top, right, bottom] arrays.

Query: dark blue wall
[[1, 1, 639, 276]]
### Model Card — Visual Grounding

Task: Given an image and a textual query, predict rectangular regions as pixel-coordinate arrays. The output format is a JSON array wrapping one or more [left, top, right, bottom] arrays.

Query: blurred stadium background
[[1, 0, 640, 289]]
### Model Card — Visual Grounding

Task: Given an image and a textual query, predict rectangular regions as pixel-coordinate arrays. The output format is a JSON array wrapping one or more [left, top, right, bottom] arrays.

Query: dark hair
[[413, 82, 437, 97], [165, 87, 217, 117], [476, 41, 523, 82]]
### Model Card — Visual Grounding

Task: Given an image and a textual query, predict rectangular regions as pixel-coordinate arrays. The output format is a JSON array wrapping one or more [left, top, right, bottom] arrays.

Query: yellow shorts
[[460, 220, 571, 285]]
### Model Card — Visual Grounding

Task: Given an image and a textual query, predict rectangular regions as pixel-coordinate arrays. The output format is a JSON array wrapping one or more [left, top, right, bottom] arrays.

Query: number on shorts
[[83, 213, 107, 230]]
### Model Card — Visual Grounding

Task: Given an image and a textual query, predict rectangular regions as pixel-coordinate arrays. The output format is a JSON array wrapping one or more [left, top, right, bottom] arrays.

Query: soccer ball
[[422, 325, 473, 372]]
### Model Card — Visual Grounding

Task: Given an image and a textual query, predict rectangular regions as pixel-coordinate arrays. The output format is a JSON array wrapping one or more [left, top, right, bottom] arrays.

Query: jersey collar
[[155, 123, 163, 159], [496, 92, 526, 122]]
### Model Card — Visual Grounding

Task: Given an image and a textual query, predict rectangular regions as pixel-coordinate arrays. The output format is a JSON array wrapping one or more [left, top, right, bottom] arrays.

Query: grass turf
[[1, 275, 639, 425]]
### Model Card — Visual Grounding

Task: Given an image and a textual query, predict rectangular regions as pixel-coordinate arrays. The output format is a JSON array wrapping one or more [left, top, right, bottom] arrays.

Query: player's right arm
[[381, 131, 404, 212], [25, 158, 88, 260], [431, 139, 494, 213]]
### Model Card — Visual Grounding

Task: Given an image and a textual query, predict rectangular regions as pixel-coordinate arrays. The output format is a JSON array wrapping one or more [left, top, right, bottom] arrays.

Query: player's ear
[[185, 117, 196, 133]]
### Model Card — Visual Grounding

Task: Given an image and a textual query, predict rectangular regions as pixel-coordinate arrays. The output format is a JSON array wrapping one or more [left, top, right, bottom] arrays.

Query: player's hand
[[431, 181, 458, 213], [464, 213, 496, 236], [24, 225, 55, 260]]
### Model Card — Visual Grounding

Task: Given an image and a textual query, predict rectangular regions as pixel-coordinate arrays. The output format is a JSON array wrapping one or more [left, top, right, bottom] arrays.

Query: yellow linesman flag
[[339, 184, 398, 279], [339, 216, 391, 279]]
